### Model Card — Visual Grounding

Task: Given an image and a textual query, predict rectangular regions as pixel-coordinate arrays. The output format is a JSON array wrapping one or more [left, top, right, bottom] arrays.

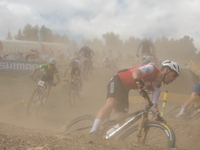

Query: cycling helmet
[[162, 60, 180, 76], [80, 44, 86, 48], [49, 58, 57, 65]]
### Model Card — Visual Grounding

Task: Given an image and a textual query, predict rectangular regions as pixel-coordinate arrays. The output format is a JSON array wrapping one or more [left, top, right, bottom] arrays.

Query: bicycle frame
[[104, 90, 160, 142], [104, 108, 148, 139]]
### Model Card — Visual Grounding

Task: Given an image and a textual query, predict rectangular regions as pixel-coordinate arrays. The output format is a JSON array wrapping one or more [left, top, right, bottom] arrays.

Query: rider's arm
[[54, 76, 60, 85], [151, 84, 162, 112], [78, 48, 83, 57], [31, 68, 39, 76], [132, 64, 154, 89], [132, 69, 144, 89], [136, 41, 143, 55], [63, 63, 70, 78]]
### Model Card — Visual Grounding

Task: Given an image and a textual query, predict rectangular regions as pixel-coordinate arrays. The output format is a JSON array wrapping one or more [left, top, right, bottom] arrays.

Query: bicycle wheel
[[165, 105, 182, 119], [60, 115, 95, 133], [83, 62, 88, 81], [118, 121, 175, 148], [36, 98, 45, 117], [26, 88, 42, 116], [68, 86, 76, 107], [88, 62, 93, 75]]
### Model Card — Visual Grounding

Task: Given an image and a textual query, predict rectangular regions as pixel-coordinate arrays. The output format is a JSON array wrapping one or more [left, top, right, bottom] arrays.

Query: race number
[[38, 81, 45, 87]]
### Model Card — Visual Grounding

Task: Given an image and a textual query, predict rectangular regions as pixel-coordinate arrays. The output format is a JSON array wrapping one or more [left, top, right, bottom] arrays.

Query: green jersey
[[38, 63, 59, 78]]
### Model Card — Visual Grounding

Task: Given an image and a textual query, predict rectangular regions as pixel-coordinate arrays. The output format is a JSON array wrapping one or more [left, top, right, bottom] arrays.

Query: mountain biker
[[90, 60, 180, 135], [1, 53, 9, 60], [30, 58, 60, 105], [177, 82, 200, 117], [25, 53, 33, 61], [63, 56, 83, 94], [136, 38, 156, 60], [78, 45, 94, 58]]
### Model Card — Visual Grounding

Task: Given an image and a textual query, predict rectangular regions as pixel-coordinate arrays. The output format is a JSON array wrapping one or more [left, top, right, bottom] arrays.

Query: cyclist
[[25, 53, 33, 61], [102, 56, 111, 69], [17, 51, 23, 60], [63, 56, 83, 94], [78, 45, 94, 66], [30, 58, 60, 105], [30, 49, 40, 59], [136, 38, 156, 60], [177, 82, 200, 117], [1, 53, 9, 60], [90, 60, 180, 135]]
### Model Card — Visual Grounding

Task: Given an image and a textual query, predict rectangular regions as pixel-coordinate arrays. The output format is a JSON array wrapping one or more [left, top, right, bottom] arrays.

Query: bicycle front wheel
[[68, 86, 76, 107], [26, 88, 41, 116], [118, 121, 175, 148], [60, 115, 95, 134]]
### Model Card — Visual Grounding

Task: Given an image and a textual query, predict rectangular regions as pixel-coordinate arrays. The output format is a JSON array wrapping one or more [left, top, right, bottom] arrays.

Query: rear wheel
[[60, 115, 95, 133], [118, 121, 175, 148]]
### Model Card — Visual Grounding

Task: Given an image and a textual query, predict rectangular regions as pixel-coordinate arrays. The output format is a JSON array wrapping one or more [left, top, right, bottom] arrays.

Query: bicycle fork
[[136, 114, 149, 144]]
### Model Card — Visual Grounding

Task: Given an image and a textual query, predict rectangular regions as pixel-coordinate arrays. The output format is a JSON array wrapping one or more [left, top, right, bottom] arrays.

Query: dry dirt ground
[[0, 66, 200, 150]]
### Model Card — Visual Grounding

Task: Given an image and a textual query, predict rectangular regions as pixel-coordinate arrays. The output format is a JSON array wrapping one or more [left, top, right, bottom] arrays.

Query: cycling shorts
[[41, 75, 54, 85], [192, 82, 200, 96], [71, 68, 80, 76], [106, 74, 129, 114]]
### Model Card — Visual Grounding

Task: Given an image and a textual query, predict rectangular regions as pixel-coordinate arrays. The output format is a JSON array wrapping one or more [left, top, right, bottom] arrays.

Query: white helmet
[[49, 58, 57, 65], [162, 60, 181, 76], [80, 44, 86, 48]]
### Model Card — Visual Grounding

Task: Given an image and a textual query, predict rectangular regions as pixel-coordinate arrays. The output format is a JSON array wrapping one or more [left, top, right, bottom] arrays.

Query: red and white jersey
[[118, 64, 162, 104]]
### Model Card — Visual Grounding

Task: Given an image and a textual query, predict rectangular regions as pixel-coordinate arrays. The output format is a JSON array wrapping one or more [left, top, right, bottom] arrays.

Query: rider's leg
[[183, 93, 199, 109], [178, 93, 199, 115], [90, 97, 118, 133]]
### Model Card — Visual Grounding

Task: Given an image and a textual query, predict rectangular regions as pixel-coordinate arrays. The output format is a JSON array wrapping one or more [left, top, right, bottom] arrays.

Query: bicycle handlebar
[[139, 90, 164, 122]]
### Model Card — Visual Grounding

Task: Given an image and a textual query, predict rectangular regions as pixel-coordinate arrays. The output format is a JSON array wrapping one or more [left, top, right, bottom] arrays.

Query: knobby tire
[[118, 121, 175, 148], [60, 115, 95, 133]]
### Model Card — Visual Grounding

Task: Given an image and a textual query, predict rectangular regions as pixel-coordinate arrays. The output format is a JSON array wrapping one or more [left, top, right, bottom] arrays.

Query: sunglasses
[[173, 72, 179, 78]]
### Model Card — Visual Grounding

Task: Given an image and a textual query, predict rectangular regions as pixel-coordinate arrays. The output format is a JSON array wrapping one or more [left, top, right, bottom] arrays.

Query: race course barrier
[[189, 59, 200, 77], [0, 60, 45, 73]]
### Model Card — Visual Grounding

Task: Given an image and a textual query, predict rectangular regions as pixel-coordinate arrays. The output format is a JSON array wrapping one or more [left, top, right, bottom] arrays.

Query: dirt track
[[0, 67, 200, 150]]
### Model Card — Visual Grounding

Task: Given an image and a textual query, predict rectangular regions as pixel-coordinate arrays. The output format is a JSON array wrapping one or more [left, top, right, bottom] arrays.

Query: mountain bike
[[63, 76, 82, 107], [27, 76, 47, 117], [60, 90, 176, 148], [165, 104, 200, 121]]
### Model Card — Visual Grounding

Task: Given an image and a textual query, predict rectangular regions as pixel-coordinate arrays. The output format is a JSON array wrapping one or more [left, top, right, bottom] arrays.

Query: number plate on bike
[[38, 81, 45, 87]]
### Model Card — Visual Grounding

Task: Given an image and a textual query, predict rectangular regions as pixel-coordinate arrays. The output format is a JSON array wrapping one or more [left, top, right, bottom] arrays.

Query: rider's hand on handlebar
[[30, 74, 33, 78], [135, 78, 145, 90]]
